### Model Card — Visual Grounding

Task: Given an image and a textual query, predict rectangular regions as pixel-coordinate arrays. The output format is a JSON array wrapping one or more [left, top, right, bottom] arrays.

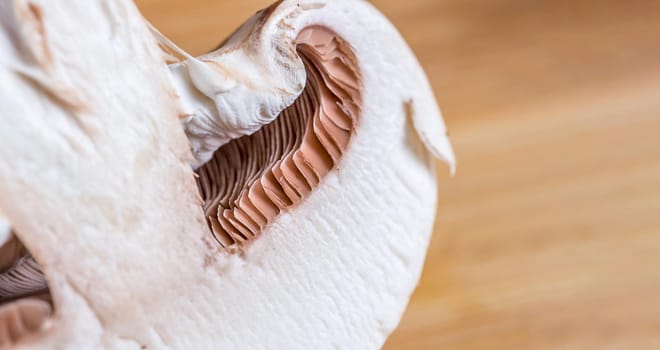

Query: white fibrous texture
[[0, 0, 454, 349]]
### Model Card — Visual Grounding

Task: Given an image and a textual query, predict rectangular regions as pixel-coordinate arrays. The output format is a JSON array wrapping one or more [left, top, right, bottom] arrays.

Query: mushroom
[[0, 0, 454, 349]]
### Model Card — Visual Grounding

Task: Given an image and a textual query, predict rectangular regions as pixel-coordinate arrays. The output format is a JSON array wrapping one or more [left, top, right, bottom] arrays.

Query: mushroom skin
[[0, 0, 454, 349]]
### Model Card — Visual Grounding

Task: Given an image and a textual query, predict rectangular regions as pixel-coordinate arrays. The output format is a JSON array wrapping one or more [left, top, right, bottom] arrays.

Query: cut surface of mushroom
[[196, 26, 361, 249]]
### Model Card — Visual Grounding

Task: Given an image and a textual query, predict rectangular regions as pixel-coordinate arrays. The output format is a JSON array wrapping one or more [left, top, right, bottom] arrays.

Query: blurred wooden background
[[136, 0, 660, 348]]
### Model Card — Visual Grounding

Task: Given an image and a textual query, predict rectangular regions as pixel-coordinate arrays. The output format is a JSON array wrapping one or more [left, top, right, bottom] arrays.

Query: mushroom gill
[[195, 26, 361, 249], [0, 231, 52, 347]]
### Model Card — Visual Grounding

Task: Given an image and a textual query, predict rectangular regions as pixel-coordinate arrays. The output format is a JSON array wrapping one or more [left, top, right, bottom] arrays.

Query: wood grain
[[136, 1, 660, 348]]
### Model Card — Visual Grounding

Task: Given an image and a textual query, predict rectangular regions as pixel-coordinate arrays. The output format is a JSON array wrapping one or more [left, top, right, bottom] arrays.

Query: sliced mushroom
[[0, 0, 454, 349]]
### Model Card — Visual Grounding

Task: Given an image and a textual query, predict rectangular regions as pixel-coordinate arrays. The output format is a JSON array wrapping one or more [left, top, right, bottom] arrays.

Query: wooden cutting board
[[137, 0, 660, 348]]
